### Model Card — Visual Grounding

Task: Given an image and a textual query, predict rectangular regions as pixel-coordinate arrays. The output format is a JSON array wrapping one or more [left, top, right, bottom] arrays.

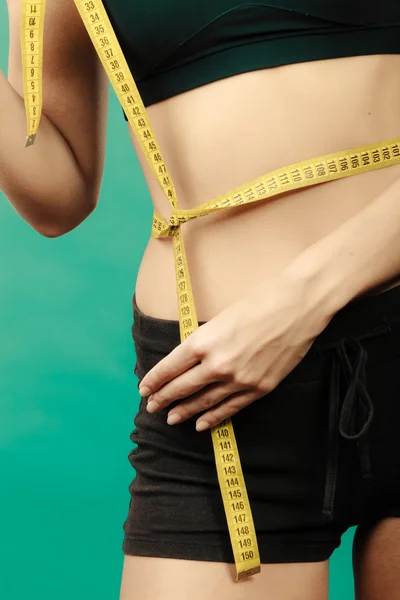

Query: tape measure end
[[25, 134, 36, 147], [237, 565, 261, 581]]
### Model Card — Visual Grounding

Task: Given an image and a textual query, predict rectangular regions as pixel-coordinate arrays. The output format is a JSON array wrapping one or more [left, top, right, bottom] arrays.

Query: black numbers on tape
[[224, 466, 236, 475], [279, 172, 290, 186], [231, 501, 245, 511], [361, 153, 370, 166], [236, 525, 250, 536], [228, 490, 242, 500], [303, 166, 314, 179], [222, 453, 234, 463], [372, 149, 381, 163], [234, 513, 247, 524], [217, 428, 229, 438], [245, 188, 255, 200], [233, 193, 244, 205], [226, 477, 240, 487], [85, 1, 95, 9], [219, 441, 232, 451]]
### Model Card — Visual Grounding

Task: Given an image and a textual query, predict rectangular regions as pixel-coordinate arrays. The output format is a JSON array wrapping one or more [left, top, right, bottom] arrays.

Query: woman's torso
[[132, 53, 400, 320], [102, 0, 400, 320]]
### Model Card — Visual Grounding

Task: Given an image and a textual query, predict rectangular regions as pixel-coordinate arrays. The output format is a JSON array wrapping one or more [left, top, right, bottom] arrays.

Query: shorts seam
[[123, 535, 334, 548], [122, 536, 337, 564]]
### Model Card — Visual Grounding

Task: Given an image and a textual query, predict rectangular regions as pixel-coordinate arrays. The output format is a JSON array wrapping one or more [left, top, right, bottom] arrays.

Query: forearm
[[282, 173, 400, 319], [0, 69, 93, 237]]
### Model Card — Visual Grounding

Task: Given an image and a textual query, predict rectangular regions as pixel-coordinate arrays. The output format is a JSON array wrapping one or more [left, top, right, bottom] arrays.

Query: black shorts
[[122, 285, 400, 564]]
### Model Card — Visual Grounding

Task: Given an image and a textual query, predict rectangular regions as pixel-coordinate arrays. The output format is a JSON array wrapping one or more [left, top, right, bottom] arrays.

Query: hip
[[130, 283, 400, 527]]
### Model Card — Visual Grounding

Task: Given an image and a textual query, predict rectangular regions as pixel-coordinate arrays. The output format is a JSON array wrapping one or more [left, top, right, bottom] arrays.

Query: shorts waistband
[[132, 284, 400, 356]]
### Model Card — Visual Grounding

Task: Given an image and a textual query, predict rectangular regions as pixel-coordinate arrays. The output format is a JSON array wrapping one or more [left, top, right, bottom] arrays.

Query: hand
[[138, 273, 332, 432]]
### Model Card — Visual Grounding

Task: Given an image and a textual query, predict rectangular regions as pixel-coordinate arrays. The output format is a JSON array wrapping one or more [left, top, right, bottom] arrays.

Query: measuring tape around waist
[[21, 0, 400, 580]]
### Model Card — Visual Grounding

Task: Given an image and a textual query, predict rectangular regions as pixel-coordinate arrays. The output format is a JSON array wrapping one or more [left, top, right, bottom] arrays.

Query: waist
[[135, 162, 400, 321]]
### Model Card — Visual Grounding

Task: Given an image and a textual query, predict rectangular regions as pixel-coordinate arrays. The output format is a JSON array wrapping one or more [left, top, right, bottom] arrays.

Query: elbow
[[38, 225, 72, 238], [34, 197, 98, 239]]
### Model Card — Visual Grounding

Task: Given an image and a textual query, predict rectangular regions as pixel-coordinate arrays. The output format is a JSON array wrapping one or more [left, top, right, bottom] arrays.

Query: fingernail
[[146, 400, 158, 413], [167, 413, 182, 425], [139, 386, 151, 397], [196, 421, 210, 432]]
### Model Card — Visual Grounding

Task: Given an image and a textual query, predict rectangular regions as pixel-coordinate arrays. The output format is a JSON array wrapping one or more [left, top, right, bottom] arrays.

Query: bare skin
[[119, 557, 328, 600], [353, 518, 400, 600], [133, 54, 400, 321], [3, 1, 400, 598]]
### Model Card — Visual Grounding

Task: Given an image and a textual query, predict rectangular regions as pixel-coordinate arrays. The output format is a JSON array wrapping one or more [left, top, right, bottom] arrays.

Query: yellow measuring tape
[[21, 0, 400, 580], [20, 0, 46, 147]]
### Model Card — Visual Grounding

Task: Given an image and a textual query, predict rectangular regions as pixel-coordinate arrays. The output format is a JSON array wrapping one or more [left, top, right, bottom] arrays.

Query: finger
[[195, 391, 257, 431], [139, 339, 200, 396], [166, 382, 240, 423], [147, 363, 220, 413]]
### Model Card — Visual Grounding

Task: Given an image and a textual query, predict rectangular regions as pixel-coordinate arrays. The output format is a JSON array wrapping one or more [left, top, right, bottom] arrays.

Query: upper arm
[[6, 0, 109, 200]]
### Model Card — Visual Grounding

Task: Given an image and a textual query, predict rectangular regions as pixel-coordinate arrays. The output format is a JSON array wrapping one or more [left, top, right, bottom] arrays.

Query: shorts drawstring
[[322, 337, 374, 519]]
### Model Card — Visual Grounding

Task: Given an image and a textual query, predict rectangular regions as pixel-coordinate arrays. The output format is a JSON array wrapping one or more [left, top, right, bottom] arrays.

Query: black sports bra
[[101, 1, 400, 115]]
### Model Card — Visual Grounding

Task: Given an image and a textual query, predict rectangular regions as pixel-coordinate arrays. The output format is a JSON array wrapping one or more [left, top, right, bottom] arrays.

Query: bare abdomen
[[131, 54, 400, 320]]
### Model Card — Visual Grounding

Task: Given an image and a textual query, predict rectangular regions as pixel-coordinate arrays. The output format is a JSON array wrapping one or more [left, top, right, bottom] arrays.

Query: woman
[[3, 0, 400, 598]]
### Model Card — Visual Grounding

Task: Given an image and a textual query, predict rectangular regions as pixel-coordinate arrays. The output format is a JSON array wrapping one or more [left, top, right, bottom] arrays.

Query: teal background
[[0, 6, 354, 598]]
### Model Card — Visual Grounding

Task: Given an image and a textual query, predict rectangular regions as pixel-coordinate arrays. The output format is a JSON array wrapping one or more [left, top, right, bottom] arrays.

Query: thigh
[[353, 517, 400, 600], [119, 556, 328, 600]]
